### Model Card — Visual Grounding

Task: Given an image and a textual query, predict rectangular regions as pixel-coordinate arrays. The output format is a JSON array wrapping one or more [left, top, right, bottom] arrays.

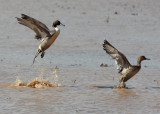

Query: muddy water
[[0, 0, 160, 113]]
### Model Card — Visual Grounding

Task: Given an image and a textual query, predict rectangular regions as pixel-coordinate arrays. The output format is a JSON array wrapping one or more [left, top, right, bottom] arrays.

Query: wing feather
[[16, 14, 51, 40], [103, 40, 131, 74], [21, 14, 49, 31]]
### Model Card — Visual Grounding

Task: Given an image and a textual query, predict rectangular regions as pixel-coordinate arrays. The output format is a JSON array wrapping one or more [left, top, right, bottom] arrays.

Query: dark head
[[52, 20, 65, 27], [137, 56, 150, 66], [139, 56, 150, 61]]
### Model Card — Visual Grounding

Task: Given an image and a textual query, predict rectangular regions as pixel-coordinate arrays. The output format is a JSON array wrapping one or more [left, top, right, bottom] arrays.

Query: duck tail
[[33, 49, 41, 64]]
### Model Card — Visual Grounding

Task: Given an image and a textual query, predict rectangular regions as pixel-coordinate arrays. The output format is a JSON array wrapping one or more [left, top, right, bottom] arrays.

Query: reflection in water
[[10, 66, 61, 88], [92, 85, 115, 89]]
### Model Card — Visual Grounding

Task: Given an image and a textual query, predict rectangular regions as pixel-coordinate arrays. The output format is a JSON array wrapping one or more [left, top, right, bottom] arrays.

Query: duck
[[103, 40, 150, 88], [16, 14, 65, 64]]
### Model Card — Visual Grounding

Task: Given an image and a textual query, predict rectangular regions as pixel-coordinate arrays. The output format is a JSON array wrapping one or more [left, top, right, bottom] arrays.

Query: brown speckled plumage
[[103, 40, 150, 88]]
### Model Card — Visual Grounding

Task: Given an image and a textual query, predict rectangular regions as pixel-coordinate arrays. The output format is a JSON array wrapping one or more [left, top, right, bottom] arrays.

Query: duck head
[[139, 56, 150, 61], [137, 56, 150, 66], [52, 20, 65, 27]]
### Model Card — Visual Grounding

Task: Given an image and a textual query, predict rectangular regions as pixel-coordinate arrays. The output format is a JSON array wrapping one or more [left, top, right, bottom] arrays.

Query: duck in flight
[[16, 14, 65, 64], [103, 40, 150, 88]]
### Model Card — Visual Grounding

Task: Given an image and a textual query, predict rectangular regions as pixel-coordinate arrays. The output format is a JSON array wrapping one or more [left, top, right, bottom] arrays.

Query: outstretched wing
[[16, 14, 51, 40], [21, 14, 50, 31], [103, 40, 131, 74]]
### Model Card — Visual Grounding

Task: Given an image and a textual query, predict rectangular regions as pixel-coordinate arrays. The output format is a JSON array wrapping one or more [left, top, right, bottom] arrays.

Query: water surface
[[0, 0, 160, 113]]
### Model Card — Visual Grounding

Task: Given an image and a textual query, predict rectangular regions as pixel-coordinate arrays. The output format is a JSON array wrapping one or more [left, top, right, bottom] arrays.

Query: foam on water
[[10, 66, 62, 88]]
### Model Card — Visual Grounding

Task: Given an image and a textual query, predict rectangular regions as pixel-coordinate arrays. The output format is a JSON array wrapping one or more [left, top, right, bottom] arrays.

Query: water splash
[[51, 66, 62, 87], [11, 66, 61, 88]]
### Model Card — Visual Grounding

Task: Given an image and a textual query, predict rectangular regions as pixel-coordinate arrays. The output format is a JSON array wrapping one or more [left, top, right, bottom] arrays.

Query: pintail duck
[[103, 40, 150, 88], [16, 14, 65, 64]]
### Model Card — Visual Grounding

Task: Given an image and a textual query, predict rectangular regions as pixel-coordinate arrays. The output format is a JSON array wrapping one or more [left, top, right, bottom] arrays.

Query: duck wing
[[103, 40, 131, 74], [16, 14, 51, 40]]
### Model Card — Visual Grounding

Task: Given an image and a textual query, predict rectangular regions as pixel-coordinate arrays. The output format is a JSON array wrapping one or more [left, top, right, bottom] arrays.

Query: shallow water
[[0, 0, 160, 113]]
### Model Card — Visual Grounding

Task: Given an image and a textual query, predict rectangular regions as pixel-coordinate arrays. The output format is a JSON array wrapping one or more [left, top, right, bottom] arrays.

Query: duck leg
[[117, 82, 126, 88], [117, 75, 126, 88]]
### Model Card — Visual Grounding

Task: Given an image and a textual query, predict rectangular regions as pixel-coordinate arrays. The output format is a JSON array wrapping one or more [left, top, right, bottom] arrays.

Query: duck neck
[[137, 59, 142, 67], [55, 27, 59, 31]]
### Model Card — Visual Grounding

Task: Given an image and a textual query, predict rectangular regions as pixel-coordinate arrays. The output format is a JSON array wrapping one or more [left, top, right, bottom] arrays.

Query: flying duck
[[16, 14, 65, 64], [103, 40, 150, 88]]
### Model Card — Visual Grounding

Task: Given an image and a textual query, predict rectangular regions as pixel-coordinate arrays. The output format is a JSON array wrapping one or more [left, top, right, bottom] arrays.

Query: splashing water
[[11, 66, 62, 88], [51, 66, 62, 87]]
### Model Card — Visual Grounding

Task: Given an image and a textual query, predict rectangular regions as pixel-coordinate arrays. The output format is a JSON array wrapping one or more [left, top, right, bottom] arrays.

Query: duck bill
[[60, 23, 65, 26], [146, 58, 150, 60]]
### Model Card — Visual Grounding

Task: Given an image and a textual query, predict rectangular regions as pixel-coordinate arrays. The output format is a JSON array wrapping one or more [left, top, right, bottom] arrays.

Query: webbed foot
[[41, 52, 45, 58]]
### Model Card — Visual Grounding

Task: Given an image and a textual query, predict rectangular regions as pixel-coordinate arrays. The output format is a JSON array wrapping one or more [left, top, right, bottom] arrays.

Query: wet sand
[[0, 0, 160, 113]]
